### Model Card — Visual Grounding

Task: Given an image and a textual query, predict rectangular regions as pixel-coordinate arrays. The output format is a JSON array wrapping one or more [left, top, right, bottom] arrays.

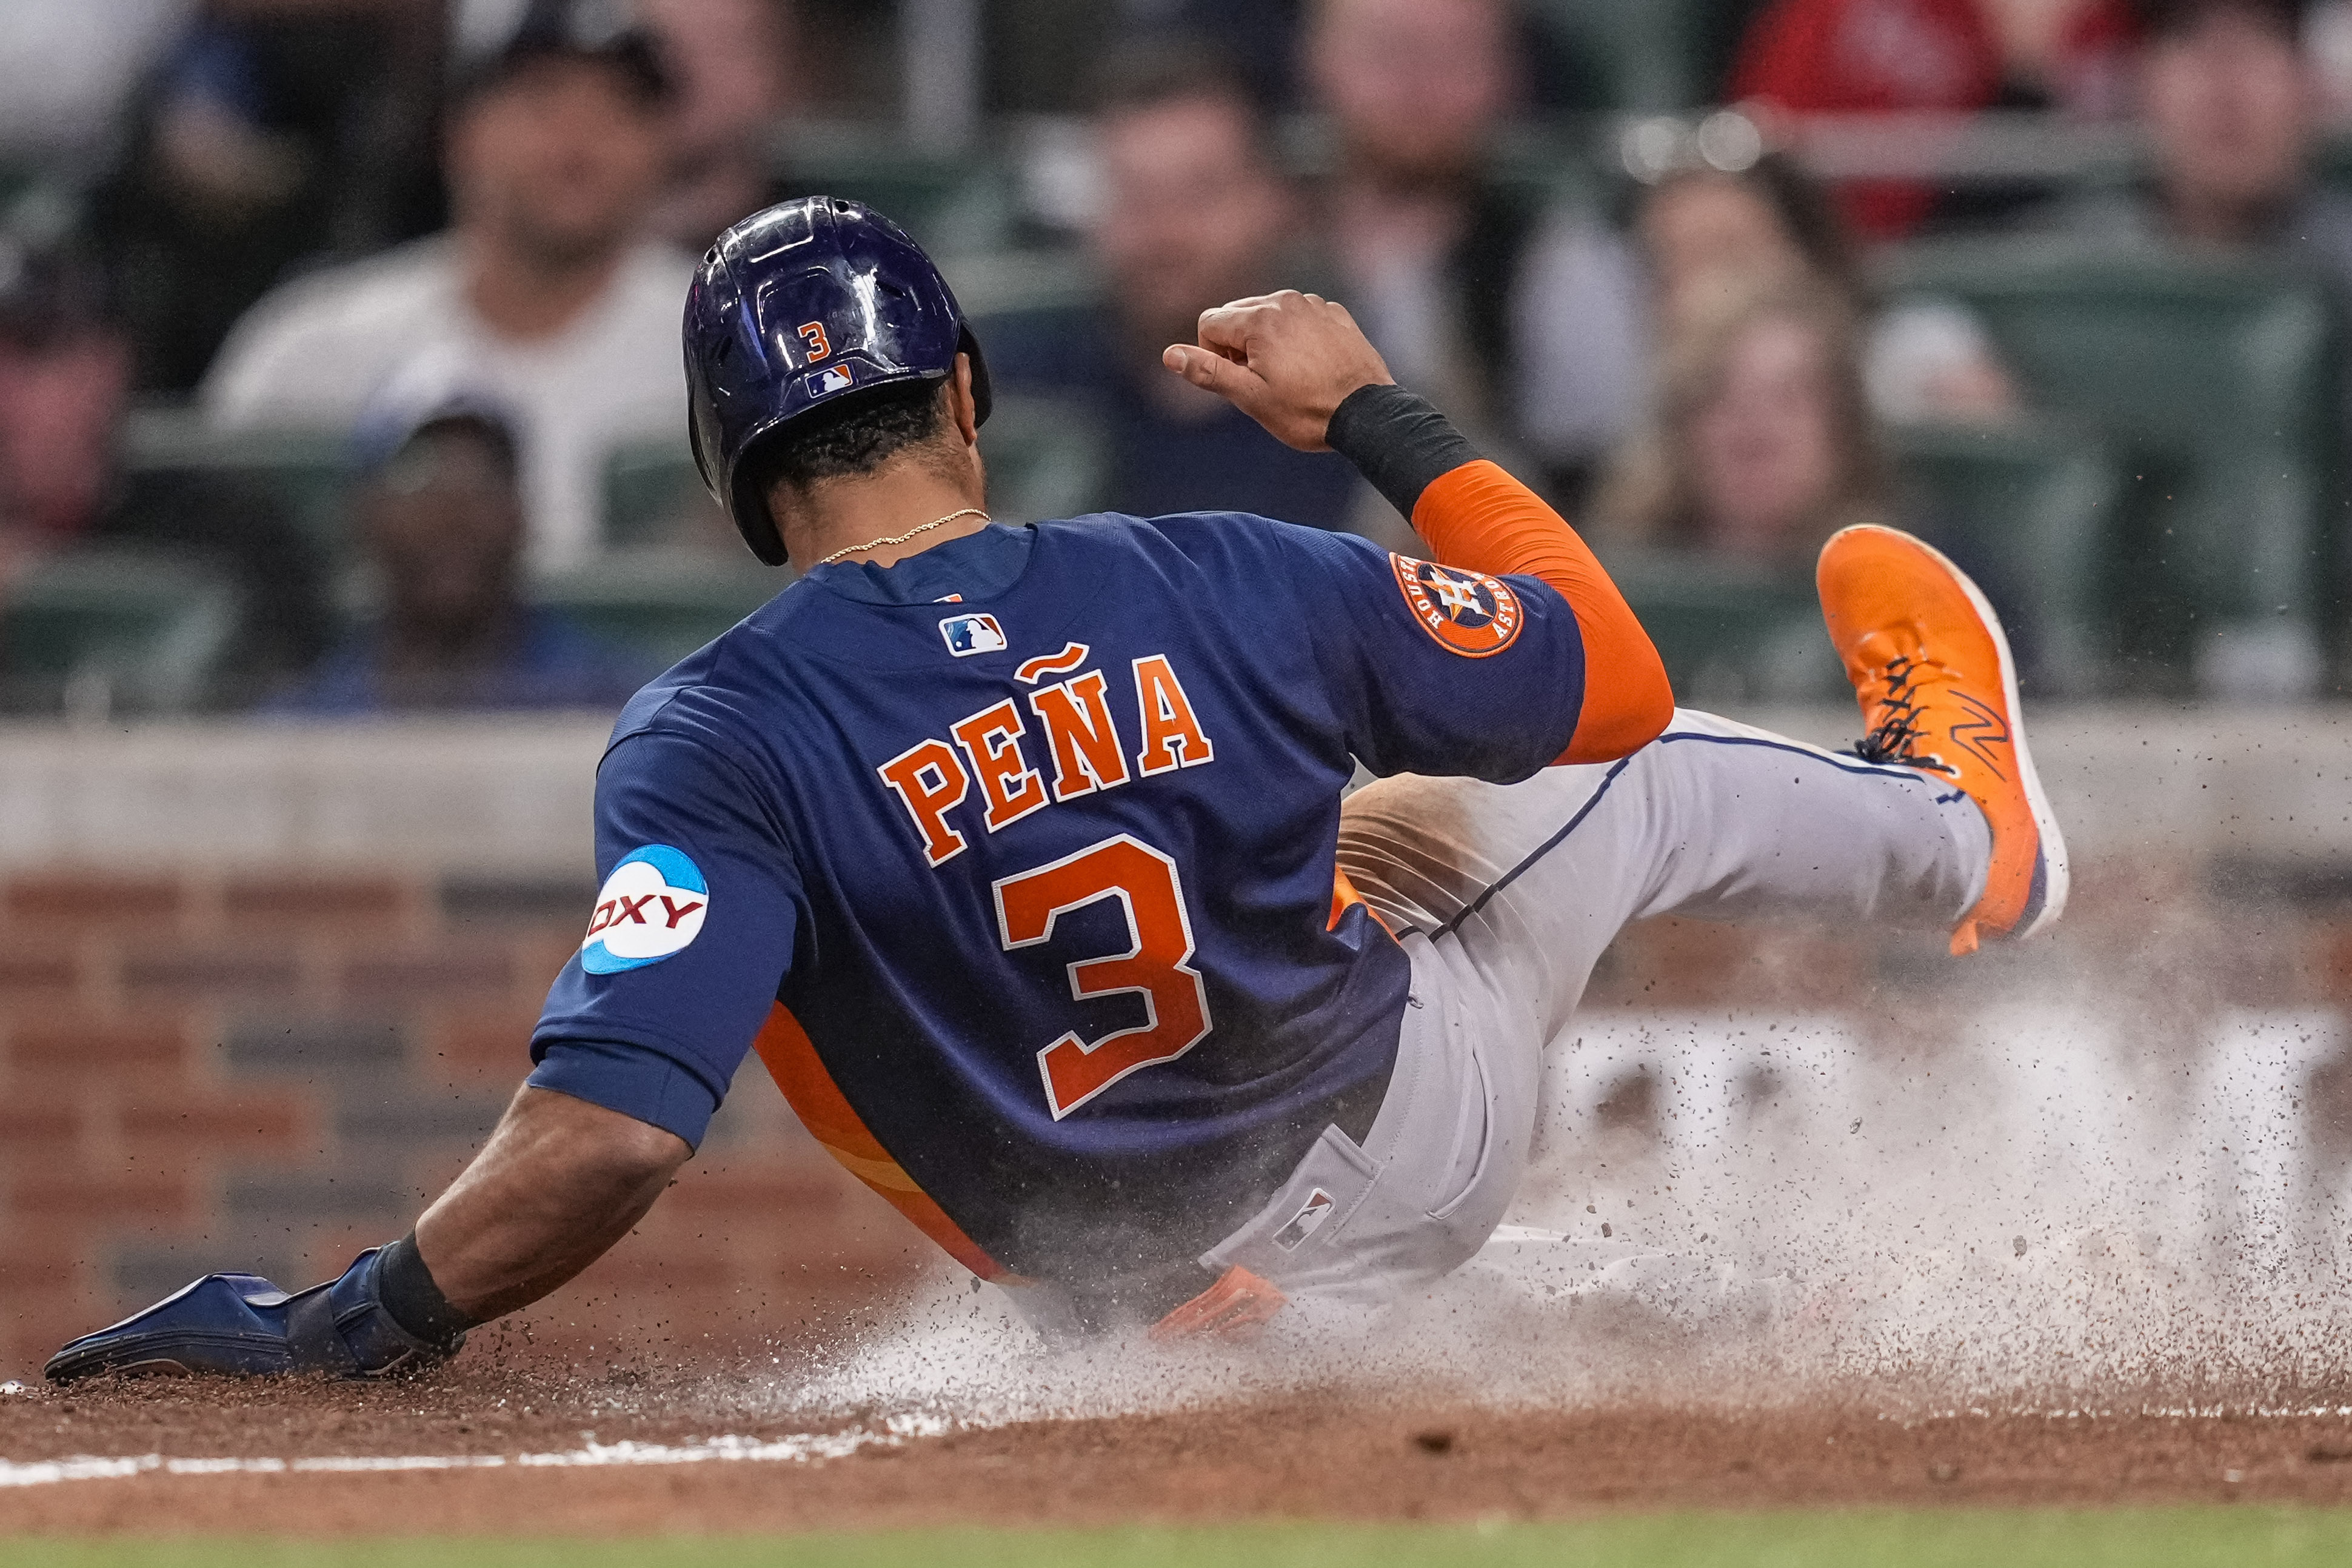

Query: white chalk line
[[0, 1415, 950, 1490]]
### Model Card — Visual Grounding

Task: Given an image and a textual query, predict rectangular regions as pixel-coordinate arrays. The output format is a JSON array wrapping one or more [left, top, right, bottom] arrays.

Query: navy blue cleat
[[44, 1249, 461, 1383]]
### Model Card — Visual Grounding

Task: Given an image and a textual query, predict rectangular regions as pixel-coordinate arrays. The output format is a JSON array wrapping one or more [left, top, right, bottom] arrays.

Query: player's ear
[[946, 355, 982, 447]]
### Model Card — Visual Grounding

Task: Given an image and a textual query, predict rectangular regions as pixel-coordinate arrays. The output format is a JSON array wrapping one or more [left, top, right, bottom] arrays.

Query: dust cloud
[[737, 919, 2352, 1430]]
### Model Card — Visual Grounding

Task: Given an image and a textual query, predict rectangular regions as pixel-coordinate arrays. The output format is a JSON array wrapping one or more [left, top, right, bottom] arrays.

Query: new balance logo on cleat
[[1943, 690, 2013, 778]]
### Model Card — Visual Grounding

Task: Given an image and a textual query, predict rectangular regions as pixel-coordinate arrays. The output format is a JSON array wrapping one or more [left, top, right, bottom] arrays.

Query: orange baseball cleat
[[1816, 525, 2068, 956], [1150, 1265, 1288, 1341]]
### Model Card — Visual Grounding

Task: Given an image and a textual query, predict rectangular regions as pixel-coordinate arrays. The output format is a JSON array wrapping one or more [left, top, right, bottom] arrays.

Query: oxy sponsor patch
[[581, 845, 708, 975], [1391, 556, 1525, 658]]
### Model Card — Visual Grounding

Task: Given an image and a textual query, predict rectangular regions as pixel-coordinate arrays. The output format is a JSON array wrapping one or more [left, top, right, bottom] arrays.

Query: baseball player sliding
[[48, 198, 2063, 1376]]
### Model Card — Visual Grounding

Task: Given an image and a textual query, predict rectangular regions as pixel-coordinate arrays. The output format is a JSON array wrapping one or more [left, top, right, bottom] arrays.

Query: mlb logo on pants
[[1273, 1188, 1335, 1251], [940, 613, 1007, 656]]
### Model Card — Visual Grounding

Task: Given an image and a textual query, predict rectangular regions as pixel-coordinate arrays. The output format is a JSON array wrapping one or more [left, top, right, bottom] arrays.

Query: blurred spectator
[[986, 43, 1377, 538], [1731, 0, 2139, 237], [270, 402, 648, 715], [1303, 0, 1648, 499], [1101, 1, 1307, 108], [1639, 152, 1865, 335], [2310, 0, 2352, 121], [0, 2, 193, 179], [1986, 0, 2143, 109], [86, 0, 446, 393], [1593, 281, 1889, 565], [1633, 149, 2018, 423], [636, 0, 792, 250], [2040, 0, 2350, 280], [0, 229, 330, 692], [1545, 136, 2013, 487], [201, 0, 689, 573]]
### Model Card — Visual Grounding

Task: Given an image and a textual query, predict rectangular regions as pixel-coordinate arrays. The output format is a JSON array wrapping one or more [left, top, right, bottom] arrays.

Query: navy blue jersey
[[530, 515, 1588, 1283]]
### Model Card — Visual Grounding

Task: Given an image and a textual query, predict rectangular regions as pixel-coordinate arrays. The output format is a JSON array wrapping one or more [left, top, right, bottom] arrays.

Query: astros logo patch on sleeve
[[1391, 556, 1525, 658], [581, 845, 709, 975]]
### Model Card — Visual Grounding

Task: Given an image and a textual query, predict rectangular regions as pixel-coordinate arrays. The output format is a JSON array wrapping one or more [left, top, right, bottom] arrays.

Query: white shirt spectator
[[0, 0, 192, 172], [1511, 211, 1651, 469], [201, 236, 692, 572]]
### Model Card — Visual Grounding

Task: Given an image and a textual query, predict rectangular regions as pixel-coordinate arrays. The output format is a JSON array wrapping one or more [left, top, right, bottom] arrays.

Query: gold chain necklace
[[813, 508, 991, 567]]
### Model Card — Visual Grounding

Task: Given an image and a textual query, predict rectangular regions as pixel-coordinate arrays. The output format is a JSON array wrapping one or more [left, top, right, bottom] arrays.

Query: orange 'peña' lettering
[[877, 738, 972, 866], [879, 655, 1218, 866], [1027, 671, 1130, 801], [1132, 655, 1214, 776], [951, 700, 1050, 832]]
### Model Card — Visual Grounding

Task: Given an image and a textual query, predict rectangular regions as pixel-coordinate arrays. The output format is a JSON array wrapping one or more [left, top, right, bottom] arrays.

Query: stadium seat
[[531, 556, 786, 669], [771, 135, 1018, 256], [1522, 0, 1715, 111], [117, 405, 352, 561], [1888, 421, 2118, 698], [2311, 127, 2352, 201], [1880, 240, 2344, 695], [974, 394, 1110, 524], [601, 439, 727, 550], [0, 550, 238, 715], [1598, 549, 1846, 705]]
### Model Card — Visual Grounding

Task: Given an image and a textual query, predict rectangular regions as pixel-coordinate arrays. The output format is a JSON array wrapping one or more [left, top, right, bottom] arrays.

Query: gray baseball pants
[[1200, 708, 1991, 1307]]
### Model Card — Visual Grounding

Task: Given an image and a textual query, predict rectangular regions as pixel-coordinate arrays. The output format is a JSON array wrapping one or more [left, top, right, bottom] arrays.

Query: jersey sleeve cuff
[[1325, 384, 1483, 521], [527, 1038, 721, 1149]]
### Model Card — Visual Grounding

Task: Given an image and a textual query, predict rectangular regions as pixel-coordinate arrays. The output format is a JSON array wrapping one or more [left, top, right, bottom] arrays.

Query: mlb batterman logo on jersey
[[940, 613, 1007, 656], [580, 845, 709, 975], [1391, 556, 1525, 658]]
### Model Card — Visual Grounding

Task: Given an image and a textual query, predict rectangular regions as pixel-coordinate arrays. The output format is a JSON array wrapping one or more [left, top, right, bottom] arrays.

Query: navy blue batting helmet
[[684, 197, 992, 565]]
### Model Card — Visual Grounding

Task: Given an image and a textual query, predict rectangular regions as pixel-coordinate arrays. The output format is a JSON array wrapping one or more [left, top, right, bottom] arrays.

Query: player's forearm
[[1325, 385, 1673, 762], [412, 1084, 692, 1322]]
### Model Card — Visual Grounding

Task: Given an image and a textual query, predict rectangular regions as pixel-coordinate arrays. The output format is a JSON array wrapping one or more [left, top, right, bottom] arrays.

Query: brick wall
[[0, 867, 923, 1381]]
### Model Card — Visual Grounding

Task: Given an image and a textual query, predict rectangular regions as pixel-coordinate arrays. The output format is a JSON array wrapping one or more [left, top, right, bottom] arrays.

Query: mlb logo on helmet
[[940, 613, 1007, 656], [805, 364, 855, 398], [580, 845, 709, 975]]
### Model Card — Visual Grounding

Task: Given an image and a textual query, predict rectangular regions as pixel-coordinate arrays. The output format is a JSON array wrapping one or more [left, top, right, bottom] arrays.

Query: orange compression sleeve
[[1323, 384, 1671, 764], [1411, 459, 1672, 763]]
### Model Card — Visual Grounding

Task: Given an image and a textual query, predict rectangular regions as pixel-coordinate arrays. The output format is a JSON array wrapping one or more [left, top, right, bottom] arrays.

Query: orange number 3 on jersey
[[993, 834, 1212, 1119]]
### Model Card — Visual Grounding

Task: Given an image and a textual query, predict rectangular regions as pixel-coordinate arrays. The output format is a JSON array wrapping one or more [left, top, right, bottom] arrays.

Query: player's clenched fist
[[1162, 290, 1395, 452]]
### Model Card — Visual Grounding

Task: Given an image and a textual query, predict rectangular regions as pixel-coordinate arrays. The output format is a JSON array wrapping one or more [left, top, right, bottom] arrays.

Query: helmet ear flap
[[727, 429, 790, 567]]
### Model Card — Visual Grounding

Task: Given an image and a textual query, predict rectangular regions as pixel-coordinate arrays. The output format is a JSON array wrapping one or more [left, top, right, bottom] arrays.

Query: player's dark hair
[[740, 378, 955, 499], [1086, 36, 1278, 162], [2136, 0, 2303, 42]]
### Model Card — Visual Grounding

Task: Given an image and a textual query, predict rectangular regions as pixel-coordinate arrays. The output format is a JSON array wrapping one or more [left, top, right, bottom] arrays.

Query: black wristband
[[377, 1232, 476, 1349], [1324, 384, 1483, 522]]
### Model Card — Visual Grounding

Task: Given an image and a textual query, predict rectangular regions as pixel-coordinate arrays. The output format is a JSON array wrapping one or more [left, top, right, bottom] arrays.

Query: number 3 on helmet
[[683, 196, 994, 566]]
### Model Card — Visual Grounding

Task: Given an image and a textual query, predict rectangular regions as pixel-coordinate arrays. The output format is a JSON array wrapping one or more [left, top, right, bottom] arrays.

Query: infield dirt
[[15, 876, 2352, 1538], [16, 1351, 2352, 1536]]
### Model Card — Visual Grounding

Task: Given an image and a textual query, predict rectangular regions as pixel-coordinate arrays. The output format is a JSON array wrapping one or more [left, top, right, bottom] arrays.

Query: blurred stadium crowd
[[5, 0, 2352, 715]]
